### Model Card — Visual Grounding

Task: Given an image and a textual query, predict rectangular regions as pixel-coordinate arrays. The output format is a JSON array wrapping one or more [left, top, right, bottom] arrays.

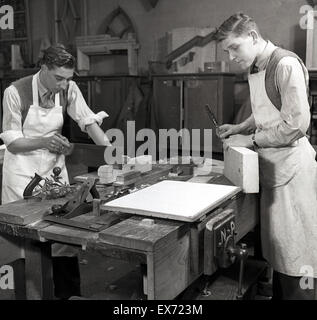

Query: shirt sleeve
[[255, 57, 311, 148], [66, 81, 109, 132], [0, 85, 24, 146]]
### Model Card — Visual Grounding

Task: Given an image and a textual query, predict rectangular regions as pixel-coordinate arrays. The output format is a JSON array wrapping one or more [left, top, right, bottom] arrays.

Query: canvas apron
[[2, 74, 76, 257], [249, 69, 317, 277]]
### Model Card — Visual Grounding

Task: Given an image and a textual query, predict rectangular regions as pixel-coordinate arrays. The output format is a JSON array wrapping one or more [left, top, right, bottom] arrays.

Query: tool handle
[[205, 104, 219, 129], [23, 173, 44, 199], [90, 183, 100, 199], [205, 104, 221, 137]]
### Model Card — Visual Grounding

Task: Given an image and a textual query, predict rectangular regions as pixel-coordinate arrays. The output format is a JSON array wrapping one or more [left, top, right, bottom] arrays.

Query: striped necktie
[[42, 91, 55, 108]]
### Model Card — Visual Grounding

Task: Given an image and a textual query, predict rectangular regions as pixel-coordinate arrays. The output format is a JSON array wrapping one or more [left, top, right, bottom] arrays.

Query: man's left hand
[[58, 143, 74, 156], [223, 134, 253, 151]]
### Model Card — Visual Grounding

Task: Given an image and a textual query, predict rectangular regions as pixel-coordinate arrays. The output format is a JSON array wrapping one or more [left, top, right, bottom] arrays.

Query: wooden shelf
[[0, 0, 31, 65], [0, 38, 28, 42]]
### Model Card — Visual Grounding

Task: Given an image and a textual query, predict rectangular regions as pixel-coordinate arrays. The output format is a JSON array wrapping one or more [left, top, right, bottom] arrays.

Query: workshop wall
[[29, 0, 308, 72], [86, 0, 308, 73], [29, 0, 53, 65]]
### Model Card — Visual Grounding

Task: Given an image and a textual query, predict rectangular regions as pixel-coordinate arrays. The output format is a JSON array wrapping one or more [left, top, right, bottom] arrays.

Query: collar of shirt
[[255, 40, 277, 71]]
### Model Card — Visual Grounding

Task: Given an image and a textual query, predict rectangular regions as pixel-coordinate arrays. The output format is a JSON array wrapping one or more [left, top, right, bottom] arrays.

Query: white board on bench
[[102, 180, 240, 222], [224, 147, 259, 193]]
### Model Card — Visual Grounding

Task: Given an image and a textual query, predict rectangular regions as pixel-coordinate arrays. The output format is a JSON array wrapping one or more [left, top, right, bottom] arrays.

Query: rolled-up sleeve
[[66, 81, 109, 132], [255, 57, 310, 148], [0, 85, 24, 146]]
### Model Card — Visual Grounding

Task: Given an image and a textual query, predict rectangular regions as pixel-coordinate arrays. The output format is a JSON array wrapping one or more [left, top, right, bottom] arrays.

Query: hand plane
[[44, 176, 101, 230], [23, 167, 75, 200]]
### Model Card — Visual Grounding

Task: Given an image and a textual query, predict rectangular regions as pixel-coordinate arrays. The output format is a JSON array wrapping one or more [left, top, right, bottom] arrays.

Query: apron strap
[[22, 74, 39, 125], [32, 75, 39, 107], [55, 92, 60, 107]]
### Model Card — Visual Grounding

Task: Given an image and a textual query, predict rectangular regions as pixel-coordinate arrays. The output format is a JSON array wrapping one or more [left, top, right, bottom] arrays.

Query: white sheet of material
[[102, 180, 241, 222]]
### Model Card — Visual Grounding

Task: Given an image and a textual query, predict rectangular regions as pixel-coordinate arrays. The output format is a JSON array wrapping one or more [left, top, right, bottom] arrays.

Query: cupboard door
[[153, 78, 182, 131], [68, 78, 123, 143], [91, 78, 123, 132], [67, 79, 91, 142], [184, 77, 221, 153]]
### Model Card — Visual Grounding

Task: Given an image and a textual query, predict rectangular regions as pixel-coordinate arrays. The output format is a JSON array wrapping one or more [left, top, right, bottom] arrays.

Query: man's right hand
[[218, 124, 241, 139], [46, 134, 71, 154]]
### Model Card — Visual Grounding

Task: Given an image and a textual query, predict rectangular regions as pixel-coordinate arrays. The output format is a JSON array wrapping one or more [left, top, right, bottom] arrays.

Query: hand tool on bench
[[205, 104, 220, 137], [23, 167, 76, 200], [43, 177, 133, 232], [43, 176, 105, 231]]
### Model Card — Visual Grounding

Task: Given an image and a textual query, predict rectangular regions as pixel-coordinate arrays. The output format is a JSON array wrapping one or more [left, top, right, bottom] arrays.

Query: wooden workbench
[[0, 165, 259, 300]]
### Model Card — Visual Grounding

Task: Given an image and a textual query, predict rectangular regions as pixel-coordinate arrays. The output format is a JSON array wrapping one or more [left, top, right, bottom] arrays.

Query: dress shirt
[[1, 72, 109, 146]]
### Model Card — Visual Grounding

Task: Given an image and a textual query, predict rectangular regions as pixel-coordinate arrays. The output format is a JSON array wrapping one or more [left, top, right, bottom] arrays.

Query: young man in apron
[[216, 13, 317, 299], [0, 45, 111, 299]]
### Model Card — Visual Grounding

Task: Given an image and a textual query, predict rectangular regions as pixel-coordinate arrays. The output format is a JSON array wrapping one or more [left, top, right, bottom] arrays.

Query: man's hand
[[46, 133, 71, 154], [223, 134, 253, 151], [218, 124, 241, 139], [60, 143, 74, 156], [55, 134, 74, 155]]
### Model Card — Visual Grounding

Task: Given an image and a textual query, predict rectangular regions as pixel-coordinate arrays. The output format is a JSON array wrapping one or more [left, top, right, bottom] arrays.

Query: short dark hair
[[215, 12, 261, 42], [40, 44, 76, 70]]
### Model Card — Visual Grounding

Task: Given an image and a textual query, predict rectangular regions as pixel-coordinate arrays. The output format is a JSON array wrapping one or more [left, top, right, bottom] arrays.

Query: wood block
[[115, 170, 141, 184], [98, 165, 113, 174], [128, 155, 152, 173], [224, 147, 259, 193], [0, 198, 69, 226]]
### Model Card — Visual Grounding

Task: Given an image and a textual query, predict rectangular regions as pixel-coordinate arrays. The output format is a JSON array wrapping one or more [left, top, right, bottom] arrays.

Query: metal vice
[[204, 209, 249, 299]]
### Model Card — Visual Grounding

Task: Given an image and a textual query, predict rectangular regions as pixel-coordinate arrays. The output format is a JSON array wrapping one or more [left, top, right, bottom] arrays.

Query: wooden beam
[[24, 240, 54, 300], [224, 147, 259, 193], [164, 30, 216, 69]]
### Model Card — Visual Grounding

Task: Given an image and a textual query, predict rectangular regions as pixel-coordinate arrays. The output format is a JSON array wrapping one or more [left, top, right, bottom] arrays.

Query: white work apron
[[2, 74, 69, 204], [249, 69, 317, 277], [2, 73, 77, 257]]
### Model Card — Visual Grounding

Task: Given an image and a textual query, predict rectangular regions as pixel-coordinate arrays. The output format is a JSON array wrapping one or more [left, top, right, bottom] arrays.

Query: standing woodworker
[[216, 12, 317, 299], [0, 44, 111, 299], [0, 44, 111, 204]]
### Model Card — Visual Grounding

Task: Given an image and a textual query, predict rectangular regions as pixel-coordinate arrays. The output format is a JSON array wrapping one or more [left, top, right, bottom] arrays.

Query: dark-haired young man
[[0, 45, 111, 299], [216, 13, 317, 299], [1, 44, 110, 204]]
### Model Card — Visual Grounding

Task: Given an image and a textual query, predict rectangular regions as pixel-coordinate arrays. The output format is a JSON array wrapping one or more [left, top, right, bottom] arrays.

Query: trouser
[[272, 271, 317, 300]]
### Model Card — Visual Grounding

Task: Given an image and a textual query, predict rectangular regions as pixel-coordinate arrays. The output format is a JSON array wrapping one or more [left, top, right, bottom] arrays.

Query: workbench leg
[[146, 253, 155, 300], [146, 232, 191, 300], [24, 240, 54, 300], [12, 259, 26, 300]]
